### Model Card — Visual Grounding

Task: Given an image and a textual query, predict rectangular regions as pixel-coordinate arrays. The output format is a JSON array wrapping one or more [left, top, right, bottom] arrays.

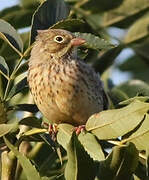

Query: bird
[[28, 29, 108, 128]]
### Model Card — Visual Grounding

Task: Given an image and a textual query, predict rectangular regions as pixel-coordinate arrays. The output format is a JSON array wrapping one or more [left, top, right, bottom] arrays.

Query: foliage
[[0, 0, 149, 179]]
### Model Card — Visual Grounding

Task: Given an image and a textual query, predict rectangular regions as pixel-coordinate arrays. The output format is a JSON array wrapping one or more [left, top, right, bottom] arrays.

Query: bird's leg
[[42, 122, 58, 141], [48, 124, 58, 141], [74, 125, 86, 135]]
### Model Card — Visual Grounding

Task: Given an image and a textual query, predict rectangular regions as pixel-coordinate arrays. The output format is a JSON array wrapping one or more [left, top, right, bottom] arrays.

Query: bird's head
[[35, 29, 85, 58]]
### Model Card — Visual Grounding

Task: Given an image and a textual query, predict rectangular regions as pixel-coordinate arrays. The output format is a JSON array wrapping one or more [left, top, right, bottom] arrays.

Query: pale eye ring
[[54, 35, 64, 43]]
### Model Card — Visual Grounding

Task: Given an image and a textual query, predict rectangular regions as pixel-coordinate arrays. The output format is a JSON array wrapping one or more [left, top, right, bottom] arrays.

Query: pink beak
[[71, 37, 86, 46]]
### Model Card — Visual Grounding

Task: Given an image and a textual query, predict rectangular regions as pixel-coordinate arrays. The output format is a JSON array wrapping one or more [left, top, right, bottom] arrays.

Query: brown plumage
[[28, 29, 108, 126]]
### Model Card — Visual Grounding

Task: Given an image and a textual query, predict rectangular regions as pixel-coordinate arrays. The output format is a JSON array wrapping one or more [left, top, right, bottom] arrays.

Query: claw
[[74, 125, 86, 135], [42, 122, 58, 141]]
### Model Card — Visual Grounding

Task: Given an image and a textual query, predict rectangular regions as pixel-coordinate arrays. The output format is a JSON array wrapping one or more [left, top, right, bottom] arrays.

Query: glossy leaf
[[6, 76, 28, 101], [122, 114, 149, 150], [0, 39, 20, 63], [65, 133, 97, 180], [74, 32, 114, 51], [124, 13, 149, 44], [114, 80, 149, 98], [14, 60, 29, 76], [30, 0, 70, 43], [134, 39, 149, 60], [21, 0, 39, 8], [65, 0, 78, 1], [0, 4, 38, 30], [86, 100, 149, 140], [57, 123, 74, 150], [18, 128, 47, 142], [109, 87, 129, 107], [92, 45, 123, 74], [98, 142, 138, 180], [22, 128, 47, 137], [19, 117, 42, 128], [117, 51, 149, 83], [78, 132, 105, 161], [51, 19, 85, 32], [0, 101, 7, 124], [81, 0, 124, 13], [0, 5, 20, 18], [12, 103, 39, 113], [146, 149, 149, 177], [119, 96, 149, 105], [4, 137, 41, 180], [103, 0, 149, 27], [118, 54, 148, 72], [0, 123, 18, 137], [0, 56, 9, 79], [0, 19, 23, 53]]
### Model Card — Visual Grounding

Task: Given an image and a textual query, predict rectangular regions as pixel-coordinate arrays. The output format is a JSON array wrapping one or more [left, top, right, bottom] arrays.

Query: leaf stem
[[108, 140, 121, 146], [0, 32, 23, 57], [75, 0, 89, 9], [3, 45, 31, 101], [0, 70, 9, 80]]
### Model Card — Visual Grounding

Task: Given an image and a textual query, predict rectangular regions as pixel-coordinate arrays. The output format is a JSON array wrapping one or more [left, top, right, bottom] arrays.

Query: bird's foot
[[74, 125, 86, 135], [42, 122, 58, 141]]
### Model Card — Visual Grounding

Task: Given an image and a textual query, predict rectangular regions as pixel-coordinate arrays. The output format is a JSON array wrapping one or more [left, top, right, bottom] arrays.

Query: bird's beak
[[71, 37, 86, 47]]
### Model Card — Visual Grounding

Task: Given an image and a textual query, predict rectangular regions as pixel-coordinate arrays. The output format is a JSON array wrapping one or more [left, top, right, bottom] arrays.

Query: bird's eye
[[54, 35, 64, 43]]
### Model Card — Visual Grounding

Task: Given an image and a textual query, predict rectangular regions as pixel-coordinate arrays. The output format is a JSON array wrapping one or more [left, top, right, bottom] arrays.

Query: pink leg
[[42, 122, 58, 141], [74, 125, 86, 135]]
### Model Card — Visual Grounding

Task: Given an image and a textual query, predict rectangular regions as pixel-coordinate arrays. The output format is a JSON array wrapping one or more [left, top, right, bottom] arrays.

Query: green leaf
[[98, 142, 138, 180], [30, 0, 70, 44], [65, 133, 98, 180], [134, 162, 147, 180], [0, 19, 23, 53], [0, 123, 18, 137], [118, 54, 148, 72], [78, 132, 105, 161], [15, 60, 29, 76], [92, 45, 123, 74], [0, 56, 9, 80], [86, 100, 149, 140], [51, 19, 85, 32], [4, 137, 41, 180], [65, 0, 78, 1], [109, 87, 129, 107], [81, 0, 124, 13], [0, 101, 7, 123], [57, 123, 74, 150], [118, 51, 149, 83], [134, 39, 149, 60], [103, 0, 149, 27], [0, 5, 38, 30], [146, 149, 149, 177], [0, 5, 20, 18], [74, 32, 114, 51], [0, 39, 20, 63], [18, 128, 46, 142], [12, 103, 39, 113], [19, 117, 42, 128], [119, 96, 149, 105], [122, 114, 149, 150], [21, 0, 39, 8], [124, 13, 149, 44], [6, 76, 28, 101], [23, 128, 47, 137], [0, 56, 9, 76], [114, 80, 149, 98]]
